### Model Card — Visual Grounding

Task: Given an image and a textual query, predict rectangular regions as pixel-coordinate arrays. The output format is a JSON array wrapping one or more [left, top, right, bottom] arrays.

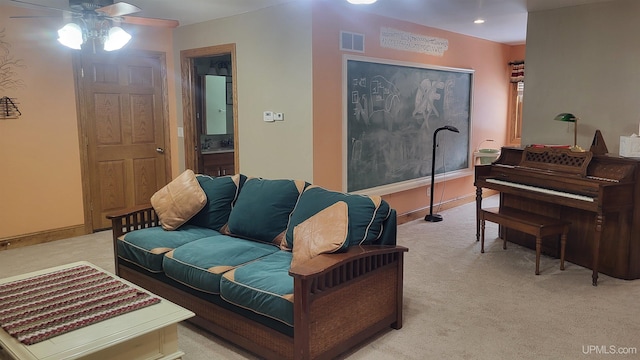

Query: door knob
[[156, 147, 165, 154]]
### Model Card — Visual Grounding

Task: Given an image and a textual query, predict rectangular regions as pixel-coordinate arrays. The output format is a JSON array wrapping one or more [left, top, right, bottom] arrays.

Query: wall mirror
[[195, 54, 234, 135]]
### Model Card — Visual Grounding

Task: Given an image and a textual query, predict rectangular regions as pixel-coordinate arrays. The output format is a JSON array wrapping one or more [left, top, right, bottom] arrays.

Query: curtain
[[509, 61, 524, 83]]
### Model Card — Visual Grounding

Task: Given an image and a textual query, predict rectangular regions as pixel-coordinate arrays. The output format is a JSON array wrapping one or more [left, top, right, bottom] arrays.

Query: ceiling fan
[[9, 0, 178, 51], [9, 0, 178, 27]]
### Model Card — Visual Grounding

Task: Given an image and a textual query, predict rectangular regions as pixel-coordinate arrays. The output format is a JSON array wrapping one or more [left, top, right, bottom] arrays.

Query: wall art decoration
[[0, 28, 26, 119]]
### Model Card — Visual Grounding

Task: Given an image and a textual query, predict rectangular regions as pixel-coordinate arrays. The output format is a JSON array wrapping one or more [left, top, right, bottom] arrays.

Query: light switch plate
[[263, 111, 274, 122]]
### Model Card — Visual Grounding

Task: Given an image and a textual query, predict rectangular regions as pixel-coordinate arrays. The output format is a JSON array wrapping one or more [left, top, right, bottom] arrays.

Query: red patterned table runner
[[0, 264, 160, 345]]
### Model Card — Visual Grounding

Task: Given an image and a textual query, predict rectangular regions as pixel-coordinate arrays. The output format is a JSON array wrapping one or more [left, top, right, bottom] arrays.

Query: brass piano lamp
[[554, 112, 583, 151]]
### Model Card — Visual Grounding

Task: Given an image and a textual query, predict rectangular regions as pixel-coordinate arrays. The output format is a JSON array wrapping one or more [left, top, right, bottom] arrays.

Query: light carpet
[[1, 195, 639, 359]]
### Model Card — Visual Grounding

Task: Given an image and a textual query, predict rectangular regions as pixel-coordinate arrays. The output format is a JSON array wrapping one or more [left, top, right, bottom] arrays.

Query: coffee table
[[0, 261, 194, 360]]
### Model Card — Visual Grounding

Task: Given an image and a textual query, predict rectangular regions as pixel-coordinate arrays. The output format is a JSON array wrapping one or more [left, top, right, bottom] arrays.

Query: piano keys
[[484, 178, 595, 203], [475, 146, 640, 285]]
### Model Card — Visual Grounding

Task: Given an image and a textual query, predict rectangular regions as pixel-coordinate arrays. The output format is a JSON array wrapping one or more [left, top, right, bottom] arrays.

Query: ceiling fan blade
[[9, 0, 79, 15], [96, 2, 141, 17], [121, 15, 179, 28], [10, 15, 62, 19]]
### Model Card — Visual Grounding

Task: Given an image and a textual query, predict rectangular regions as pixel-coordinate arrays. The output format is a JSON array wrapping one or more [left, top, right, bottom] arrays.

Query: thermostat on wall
[[263, 111, 274, 122]]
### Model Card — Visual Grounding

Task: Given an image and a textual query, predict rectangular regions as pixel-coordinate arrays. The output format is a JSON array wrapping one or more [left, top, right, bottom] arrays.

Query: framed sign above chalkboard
[[343, 56, 473, 194]]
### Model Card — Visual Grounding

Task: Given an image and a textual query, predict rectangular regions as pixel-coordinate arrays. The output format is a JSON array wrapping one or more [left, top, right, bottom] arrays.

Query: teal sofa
[[108, 173, 407, 360]]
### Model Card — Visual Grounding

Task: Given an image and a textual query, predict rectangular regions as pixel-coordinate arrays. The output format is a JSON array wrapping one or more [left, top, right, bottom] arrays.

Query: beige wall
[[0, 4, 176, 239], [523, 0, 638, 153], [172, 1, 314, 181]]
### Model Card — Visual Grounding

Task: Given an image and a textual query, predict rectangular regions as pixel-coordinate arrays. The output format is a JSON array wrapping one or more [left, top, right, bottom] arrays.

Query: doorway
[[180, 44, 238, 174], [74, 50, 172, 231]]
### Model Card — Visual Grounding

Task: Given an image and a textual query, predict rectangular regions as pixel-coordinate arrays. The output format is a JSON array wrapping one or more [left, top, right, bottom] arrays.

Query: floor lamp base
[[424, 214, 443, 222]]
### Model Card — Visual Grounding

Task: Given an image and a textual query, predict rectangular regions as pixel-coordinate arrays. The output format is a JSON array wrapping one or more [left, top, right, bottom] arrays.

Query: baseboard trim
[[0, 225, 87, 251], [397, 190, 498, 225], [1, 192, 498, 250]]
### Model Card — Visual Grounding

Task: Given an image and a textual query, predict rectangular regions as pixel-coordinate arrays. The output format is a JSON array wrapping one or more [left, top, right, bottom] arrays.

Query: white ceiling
[[4, 0, 618, 45], [358, 0, 617, 45]]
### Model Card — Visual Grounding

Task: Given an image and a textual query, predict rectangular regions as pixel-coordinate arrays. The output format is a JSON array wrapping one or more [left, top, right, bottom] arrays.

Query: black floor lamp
[[425, 125, 460, 222]]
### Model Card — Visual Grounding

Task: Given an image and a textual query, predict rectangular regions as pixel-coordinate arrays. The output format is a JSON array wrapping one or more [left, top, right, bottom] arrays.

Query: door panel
[[78, 51, 169, 230], [98, 161, 126, 212], [133, 158, 159, 205], [94, 93, 122, 144]]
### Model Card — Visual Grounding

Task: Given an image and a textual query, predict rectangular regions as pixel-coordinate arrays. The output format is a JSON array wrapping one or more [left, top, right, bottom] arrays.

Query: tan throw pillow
[[291, 201, 349, 268], [151, 169, 207, 231]]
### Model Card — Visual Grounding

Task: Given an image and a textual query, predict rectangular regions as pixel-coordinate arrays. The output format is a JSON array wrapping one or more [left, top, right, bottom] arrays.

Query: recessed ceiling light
[[347, 0, 377, 4], [474, 19, 485, 24]]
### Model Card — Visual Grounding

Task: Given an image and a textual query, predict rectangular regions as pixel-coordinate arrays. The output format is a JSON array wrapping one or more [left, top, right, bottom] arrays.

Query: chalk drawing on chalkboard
[[413, 79, 444, 130], [343, 56, 473, 194]]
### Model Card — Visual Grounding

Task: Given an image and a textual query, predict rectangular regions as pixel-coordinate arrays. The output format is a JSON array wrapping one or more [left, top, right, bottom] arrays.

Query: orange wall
[[312, 0, 514, 215], [510, 44, 526, 62], [0, 4, 176, 238]]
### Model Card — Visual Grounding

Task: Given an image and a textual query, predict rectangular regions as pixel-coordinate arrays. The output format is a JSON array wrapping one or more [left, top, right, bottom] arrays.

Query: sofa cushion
[[284, 185, 391, 249], [220, 251, 294, 327], [187, 174, 246, 231], [226, 178, 306, 245], [291, 201, 349, 268], [162, 235, 280, 294], [151, 169, 207, 231], [117, 225, 220, 272]]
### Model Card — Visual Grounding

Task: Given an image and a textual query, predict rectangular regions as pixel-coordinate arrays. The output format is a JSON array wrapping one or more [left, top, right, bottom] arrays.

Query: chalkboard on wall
[[344, 56, 473, 193]]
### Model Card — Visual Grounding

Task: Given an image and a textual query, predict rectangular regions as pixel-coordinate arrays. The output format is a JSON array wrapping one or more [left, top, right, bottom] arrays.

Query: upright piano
[[475, 145, 640, 285]]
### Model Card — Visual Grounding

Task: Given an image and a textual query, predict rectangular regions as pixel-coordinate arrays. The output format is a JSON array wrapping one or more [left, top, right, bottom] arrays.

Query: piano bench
[[480, 207, 571, 275]]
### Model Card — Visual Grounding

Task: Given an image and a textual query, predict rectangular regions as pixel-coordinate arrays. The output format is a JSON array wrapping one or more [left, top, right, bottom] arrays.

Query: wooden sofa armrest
[[106, 204, 154, 220], [107, 205, 159, 275], [288, 245, 408, 279], [106, 205, 158, 237], [289, 245, 408, 359]]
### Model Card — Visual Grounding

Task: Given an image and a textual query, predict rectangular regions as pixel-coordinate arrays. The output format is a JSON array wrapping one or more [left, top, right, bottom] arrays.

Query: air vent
[[340, 31, 364, 53]]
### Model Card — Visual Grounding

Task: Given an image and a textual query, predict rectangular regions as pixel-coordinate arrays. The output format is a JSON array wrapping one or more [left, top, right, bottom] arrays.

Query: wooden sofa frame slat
[[108, 205, 407, 360]]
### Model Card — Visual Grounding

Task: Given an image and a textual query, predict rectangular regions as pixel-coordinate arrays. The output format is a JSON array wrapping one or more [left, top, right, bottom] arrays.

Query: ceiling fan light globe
[[57, 23, 83, 50], [104, 26, 132, 51]]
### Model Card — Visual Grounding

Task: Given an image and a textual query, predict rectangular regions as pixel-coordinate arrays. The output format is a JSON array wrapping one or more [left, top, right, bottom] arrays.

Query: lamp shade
[[554, 112, 578, 123], [554, 112, 579, 149], [103, 26, 132, 51], [57, 23, 83, 50]]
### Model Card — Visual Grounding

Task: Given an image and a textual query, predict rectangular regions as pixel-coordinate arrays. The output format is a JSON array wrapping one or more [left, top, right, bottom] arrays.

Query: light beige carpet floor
[[1, 195, 639, 359]]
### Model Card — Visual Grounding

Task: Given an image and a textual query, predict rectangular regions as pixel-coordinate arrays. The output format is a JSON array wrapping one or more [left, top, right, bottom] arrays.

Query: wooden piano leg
[[535, 236, 541, 275], [560, 228, 567, 271], [480, 216, 486, 253], [592, 214, 604, 286], [476, 187, 482, 242]]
